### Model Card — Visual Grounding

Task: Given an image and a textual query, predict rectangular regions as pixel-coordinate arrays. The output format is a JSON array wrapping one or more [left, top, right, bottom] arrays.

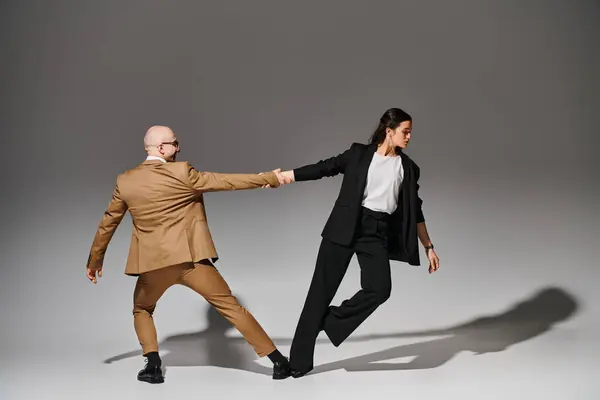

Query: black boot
[[272, 359, 291, 380], [268, 349, 291, 380], [290, 367, 313, 378], [137, 352, 164, 384]]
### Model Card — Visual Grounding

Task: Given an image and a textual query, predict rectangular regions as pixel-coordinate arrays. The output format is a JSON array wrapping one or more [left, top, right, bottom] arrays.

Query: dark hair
[[369, 108, 412, 145]]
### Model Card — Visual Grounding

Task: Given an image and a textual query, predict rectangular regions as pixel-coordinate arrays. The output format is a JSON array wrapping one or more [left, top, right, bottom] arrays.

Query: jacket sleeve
[[186, 163, 280, 193], [86, 179, 128, 270], [292, 143, 357, 182], [414, 164, 425, 223]]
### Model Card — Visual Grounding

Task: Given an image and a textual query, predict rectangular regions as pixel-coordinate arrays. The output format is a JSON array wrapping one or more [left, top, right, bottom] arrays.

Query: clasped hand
[[260, 169, 294, 188]]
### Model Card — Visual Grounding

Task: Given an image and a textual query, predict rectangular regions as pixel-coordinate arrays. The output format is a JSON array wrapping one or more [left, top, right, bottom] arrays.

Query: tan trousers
[[132, 261, 276, 357]]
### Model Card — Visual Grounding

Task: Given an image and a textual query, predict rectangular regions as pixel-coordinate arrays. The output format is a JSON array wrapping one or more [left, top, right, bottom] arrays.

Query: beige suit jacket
[[86, 160, 280, 276]]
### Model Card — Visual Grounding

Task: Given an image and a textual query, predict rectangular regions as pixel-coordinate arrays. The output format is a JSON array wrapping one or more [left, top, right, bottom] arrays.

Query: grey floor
[[1, 255, 597, 399]]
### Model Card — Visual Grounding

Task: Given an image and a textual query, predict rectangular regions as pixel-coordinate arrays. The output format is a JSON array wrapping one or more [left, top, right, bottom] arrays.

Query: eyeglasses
[[159, 140, 179, 148]]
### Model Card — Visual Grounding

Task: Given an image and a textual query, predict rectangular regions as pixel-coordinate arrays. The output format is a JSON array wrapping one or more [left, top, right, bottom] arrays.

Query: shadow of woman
[[103, 286, 578, 376], [309, 286, 579, 374]]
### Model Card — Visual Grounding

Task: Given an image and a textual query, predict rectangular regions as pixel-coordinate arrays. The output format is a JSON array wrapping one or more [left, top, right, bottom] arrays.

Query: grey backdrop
[[1, 0, 598, 397]]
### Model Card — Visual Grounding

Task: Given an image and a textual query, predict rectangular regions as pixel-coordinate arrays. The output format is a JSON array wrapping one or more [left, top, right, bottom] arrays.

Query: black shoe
[[290, 367, 313, 378], [137, 363, 164, 384], [272, 358, 291, 380]]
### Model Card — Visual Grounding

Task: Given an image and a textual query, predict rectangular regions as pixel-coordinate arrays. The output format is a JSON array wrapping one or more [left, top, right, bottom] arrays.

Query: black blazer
[[293, 142, 425, 266]]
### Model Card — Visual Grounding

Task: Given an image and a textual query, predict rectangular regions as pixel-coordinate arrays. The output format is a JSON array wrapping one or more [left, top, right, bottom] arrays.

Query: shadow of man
[[103, 303, 272, 376], [309, 286, 579, 374], [104, 286, 578, 376]]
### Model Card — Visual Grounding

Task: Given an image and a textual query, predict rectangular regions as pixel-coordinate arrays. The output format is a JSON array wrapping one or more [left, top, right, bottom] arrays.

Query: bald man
[[86, 126, 292, 383]]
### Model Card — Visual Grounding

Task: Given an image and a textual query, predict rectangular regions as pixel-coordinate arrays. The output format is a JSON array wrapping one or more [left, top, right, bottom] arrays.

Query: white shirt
[[146, 155, 166, 163], [361, 152, 404, 214]]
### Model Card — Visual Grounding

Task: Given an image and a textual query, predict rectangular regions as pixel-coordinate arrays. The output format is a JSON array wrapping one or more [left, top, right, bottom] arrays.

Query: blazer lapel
[[356, 143, 377, 196], [397, 149, 410, 192]]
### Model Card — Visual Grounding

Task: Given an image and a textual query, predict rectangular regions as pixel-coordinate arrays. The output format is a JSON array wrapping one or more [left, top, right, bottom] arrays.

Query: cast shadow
[[103, 301, 273, 376], [309, 286, 579, 375], [103, 286, 578, 376]]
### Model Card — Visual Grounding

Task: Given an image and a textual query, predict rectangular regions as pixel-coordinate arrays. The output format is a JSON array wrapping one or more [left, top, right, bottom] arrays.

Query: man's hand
[[87, 267, 102, 284], [427, 249, 440, 274]]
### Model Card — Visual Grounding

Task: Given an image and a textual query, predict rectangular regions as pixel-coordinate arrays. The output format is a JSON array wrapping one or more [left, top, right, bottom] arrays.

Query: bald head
[[144, 125, 180, 161], [144, 125, 174, 149]]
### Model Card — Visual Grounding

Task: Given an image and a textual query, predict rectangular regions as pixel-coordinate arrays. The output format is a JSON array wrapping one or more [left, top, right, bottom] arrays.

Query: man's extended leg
[[132, 264, 181, 383], [180, 260, 290, 379]]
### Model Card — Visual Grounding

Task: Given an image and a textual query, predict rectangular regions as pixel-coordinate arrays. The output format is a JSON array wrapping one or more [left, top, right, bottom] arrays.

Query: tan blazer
[[86, 160, 280, 276]]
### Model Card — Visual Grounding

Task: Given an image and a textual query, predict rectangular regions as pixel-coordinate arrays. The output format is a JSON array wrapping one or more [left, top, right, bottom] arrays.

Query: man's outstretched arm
[[86, 180, 128, 283], [186, 163, 286, 193]]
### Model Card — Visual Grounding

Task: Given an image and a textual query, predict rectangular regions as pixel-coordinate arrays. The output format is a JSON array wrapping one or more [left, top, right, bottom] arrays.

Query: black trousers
[[290, 207, 392, 372]]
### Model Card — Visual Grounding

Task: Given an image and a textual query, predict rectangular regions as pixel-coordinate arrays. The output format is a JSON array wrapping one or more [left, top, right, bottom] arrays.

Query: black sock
[[144, 351, 161, 367], [267, 349, 287, 364]]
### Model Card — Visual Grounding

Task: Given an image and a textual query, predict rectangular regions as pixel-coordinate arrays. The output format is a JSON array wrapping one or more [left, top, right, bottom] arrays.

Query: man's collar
[[145, 155, 167, 163]]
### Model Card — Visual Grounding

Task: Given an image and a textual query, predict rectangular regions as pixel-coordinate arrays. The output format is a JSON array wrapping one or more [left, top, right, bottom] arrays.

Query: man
[[86, 125, 292, 383]]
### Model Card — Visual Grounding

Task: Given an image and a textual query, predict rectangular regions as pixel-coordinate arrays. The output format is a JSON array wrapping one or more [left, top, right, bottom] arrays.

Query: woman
[[280, 107, 441, 377]]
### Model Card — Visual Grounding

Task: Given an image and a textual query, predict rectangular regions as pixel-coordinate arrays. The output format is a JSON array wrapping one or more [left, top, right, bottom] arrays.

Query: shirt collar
[[146, 155, 167, 163]]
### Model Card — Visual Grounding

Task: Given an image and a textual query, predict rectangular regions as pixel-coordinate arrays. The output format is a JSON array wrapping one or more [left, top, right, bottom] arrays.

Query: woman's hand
[[280, 170, 295, 182], [427, 248, 440, 274]]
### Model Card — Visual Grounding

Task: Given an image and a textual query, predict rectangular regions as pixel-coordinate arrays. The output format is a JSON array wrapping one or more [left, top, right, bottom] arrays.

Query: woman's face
[[386, 120, 412, 149]]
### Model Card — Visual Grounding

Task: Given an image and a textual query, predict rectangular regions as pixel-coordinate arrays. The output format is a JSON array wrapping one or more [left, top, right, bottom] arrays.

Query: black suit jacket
[[293, 142, 425, 266]]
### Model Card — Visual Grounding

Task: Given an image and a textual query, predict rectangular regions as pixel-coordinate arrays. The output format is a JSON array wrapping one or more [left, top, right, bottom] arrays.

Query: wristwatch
[[424, 244, 434, 253]]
